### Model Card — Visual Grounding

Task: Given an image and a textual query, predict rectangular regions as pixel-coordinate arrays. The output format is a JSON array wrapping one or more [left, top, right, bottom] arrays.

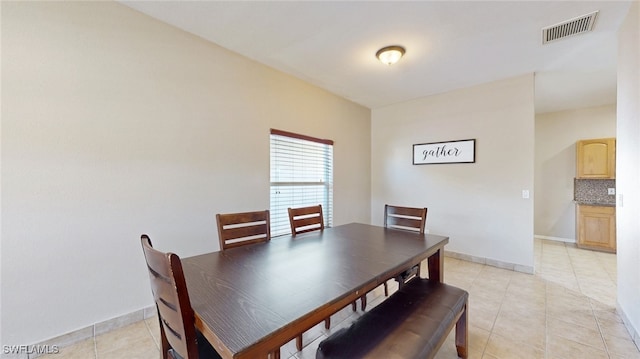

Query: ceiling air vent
[[542, 11, 599, 44]]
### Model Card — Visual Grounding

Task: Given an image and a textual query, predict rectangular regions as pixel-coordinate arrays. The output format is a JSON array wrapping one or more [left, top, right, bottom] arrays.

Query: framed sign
[[413, 139, 476, 165]]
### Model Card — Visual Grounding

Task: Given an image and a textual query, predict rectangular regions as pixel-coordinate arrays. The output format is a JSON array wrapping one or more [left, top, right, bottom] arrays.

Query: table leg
[[427, 248, 443, 282]]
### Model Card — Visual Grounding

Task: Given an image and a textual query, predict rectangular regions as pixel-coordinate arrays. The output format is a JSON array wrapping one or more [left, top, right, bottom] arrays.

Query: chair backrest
[[384, 205, 427, 234], [288, 205, 325, 236], [216, 210, 271, 250], [140, 234, 198, 359]]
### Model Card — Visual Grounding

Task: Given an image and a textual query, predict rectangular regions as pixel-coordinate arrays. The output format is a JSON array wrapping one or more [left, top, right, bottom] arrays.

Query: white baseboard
[[618, 303, 640, 352], [444, 250, 534, 274], [534, 235, 575, 243], [17, 305, 157, 359]]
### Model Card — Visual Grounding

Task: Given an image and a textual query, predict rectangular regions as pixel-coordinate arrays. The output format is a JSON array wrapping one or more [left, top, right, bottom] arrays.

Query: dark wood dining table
[[182, 222, 449, 359]]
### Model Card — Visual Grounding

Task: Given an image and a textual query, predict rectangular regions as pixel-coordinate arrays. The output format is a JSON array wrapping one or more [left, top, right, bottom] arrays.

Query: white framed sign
[[413, 139, 476, 165]]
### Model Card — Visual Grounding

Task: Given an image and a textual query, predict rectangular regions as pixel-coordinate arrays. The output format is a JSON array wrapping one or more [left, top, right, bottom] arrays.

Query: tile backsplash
[[574, 178, 616, 205]]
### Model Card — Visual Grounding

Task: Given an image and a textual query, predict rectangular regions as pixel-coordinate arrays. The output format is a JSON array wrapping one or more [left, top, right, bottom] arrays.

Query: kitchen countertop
[[574, 201, 616, 207]]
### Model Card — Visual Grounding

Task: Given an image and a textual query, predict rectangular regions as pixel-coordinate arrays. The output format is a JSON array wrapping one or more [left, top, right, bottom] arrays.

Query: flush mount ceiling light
[[376, 45, 405, 65]]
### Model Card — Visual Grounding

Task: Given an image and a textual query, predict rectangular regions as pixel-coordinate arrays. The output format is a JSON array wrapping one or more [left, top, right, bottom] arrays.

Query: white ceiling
[[120, 1, 632, 113]]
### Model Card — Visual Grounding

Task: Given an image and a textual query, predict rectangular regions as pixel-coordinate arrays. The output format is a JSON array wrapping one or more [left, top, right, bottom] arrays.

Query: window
[[270, 129, 333, 236]]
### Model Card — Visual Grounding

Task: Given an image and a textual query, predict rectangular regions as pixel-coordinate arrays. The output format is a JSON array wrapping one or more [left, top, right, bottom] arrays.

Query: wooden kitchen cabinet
[[576, 204, 616, 253], [576, 138, 616, 178]]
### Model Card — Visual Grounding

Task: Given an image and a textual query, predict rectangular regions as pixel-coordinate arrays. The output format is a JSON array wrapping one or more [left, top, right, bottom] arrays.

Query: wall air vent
[[542, 11, 599, 44]]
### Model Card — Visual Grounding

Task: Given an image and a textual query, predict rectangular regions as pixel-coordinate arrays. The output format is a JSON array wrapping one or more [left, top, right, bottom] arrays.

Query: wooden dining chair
[[360, 204, 428, 311], [287, 204, 340, 350], [288, 204, 324, 236], [140, 235, 222, 359], [214, 212, 283, 358], [216, 210, 271, 250], [383, 205, 428, 289]]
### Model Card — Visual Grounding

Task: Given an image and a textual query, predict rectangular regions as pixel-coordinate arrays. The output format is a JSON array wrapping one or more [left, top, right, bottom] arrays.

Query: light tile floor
[[42, 239, 640, 359]]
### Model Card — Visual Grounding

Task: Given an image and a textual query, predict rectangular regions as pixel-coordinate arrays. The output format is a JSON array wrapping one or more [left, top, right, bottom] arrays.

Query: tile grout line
[[479, 264, 509, 359], [564, 241, 587, 304], [583, 245, 614, 358], [544, 263, 549, 359], [473, 264, 491, 358], [144, 317, 161, 351], [93, 325, 98, 359], [541, 241, 551, 359], [589, 288, 613, 358], [568, 240, 613, 358]]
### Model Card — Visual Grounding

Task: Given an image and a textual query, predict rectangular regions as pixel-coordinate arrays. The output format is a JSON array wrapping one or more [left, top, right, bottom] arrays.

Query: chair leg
[[324, 317, 331, 329], [384, 281, 389, 296], [270, 349, 281, 359], [351, 301, 357, 311], [360, 294, 367, 311], [455, 303, 468, 359], [296, 335, 303, 351], [397, 277, 406, 290]]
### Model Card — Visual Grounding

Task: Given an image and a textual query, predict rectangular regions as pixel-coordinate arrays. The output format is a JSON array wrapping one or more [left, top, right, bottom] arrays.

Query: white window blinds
[[270, 129, 333, 237]]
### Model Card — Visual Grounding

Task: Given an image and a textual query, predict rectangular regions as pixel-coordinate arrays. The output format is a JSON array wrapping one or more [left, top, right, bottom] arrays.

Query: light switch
[[608, 188, 615, 195], [522, 190, 530, 199]]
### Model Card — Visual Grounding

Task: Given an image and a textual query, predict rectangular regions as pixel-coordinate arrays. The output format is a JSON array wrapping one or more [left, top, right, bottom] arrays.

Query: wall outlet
[[522, 190, 530, 199], [608, 188, 616, 195]]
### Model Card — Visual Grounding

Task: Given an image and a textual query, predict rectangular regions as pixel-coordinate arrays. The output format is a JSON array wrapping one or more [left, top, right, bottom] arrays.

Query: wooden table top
[[182, 222, 449, 358]]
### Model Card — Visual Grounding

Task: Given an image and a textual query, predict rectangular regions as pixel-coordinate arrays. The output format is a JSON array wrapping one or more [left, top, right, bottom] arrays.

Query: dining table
[[181, 222, 449, 359]]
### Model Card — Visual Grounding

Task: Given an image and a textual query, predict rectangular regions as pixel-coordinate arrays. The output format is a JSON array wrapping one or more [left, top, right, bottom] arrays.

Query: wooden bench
[[316, 278, 469, 359]]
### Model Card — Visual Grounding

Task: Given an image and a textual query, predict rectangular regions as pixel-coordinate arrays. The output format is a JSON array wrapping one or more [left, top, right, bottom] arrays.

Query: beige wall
[[371, 74, 535, 271], [616, 0, 640, 346], [1, 2, 371, 345], [534, 105, 616, 241]]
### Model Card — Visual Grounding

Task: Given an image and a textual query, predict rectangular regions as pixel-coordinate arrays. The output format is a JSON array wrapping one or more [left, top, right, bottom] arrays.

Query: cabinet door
[[576, 138, 615, 178], [577, 205, 616, 252]]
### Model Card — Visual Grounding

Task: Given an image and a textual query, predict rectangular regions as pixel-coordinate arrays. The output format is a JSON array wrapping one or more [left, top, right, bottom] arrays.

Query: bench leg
[[455, 303, 468, 358]]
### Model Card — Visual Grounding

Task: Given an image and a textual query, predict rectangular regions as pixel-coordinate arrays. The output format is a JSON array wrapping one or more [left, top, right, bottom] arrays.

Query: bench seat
[[316, 278, 468, 359]]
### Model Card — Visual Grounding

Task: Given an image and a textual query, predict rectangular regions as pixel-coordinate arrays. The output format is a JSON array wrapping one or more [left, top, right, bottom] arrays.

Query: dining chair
[[140, 234, 222, 359], [215, 211, 282, 358], [384, 204, 428, 233], [288, 204, 324, 236], [360, 204, 428, 311], [287, 204, 341, 350], [216, 210, 270, 250], [383, 204, 428, 288]]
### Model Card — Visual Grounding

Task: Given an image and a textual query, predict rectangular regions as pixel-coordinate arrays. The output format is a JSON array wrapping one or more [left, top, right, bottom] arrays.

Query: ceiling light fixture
[[376, 45, 405, 65]]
